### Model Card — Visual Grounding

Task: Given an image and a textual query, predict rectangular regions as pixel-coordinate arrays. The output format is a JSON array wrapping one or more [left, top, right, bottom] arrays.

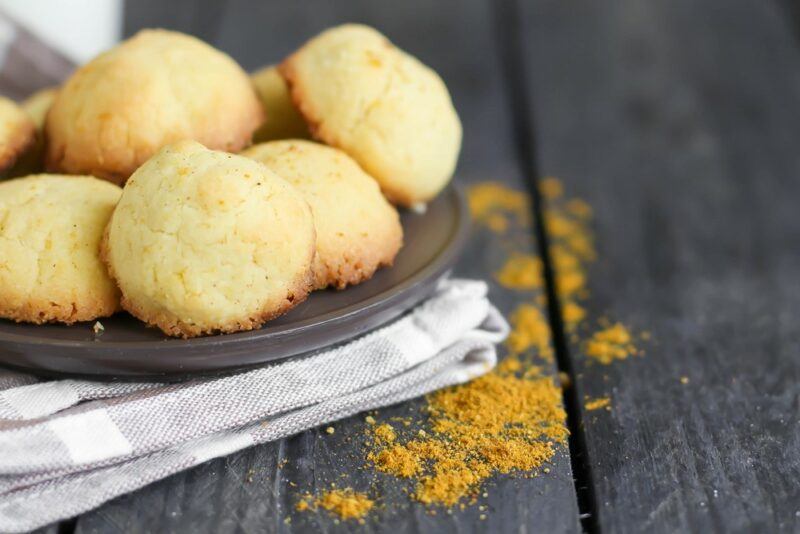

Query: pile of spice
[[365, 356, 567, 507], [295, 487, 374, 523]]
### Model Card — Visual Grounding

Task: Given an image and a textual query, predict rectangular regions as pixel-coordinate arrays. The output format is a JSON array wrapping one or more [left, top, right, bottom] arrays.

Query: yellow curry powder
[[467, 182, 530, 232], [495, 253, 543, 290], [539, 177, 564, 200], [540, 179, 596, 336], [295, 488, 374, 521], [565, 198, 593, 220], [506, 304, 553, 361], [585, 396, 611, 411], [366, 356, 568, 507], [584, 322, 639, 364], [561, 301, 586, 330], [294, 179, 642, 521]]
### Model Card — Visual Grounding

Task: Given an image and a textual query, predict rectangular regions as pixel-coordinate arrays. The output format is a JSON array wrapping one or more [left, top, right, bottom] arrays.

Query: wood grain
[[73, 1, 581, 532], [519, 0, 800, 531]]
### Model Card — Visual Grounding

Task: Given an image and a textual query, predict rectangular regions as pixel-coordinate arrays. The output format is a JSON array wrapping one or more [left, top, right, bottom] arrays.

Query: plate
[[0, 185, 469, 379]]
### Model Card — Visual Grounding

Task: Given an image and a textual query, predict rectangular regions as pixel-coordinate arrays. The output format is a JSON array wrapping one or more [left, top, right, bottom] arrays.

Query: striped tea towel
[[0, 278, 508, 533]]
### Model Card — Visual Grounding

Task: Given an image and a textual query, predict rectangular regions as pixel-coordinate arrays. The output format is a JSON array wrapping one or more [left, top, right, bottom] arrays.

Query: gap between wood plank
[[775, 0, 800, 42], [491, 0, 600, 532]]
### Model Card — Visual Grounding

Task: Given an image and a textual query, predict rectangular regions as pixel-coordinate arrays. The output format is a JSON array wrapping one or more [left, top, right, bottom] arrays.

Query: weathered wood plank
[[519, 0, 800, 532], [74, 1, 581, 532]]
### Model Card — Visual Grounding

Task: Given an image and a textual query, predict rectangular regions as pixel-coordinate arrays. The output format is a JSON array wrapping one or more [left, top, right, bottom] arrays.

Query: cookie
[[0, 175, 122, 324], [45, 29, 264, 185], [251, 66, 309, 143], [0, 97, 36, 174], [8, 88, 59, 176], [103, 140, 316, 338], [22, 87, 58, 130], [280, 24, 462, 207], [243, 140, 403, 289]]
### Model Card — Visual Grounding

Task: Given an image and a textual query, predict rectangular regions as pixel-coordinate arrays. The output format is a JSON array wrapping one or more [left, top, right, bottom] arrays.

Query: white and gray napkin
[[0, 279, 508, 533]]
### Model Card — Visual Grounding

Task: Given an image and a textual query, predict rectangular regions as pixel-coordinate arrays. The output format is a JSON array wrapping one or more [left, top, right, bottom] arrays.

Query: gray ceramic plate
[[0, 185, 469, 380]]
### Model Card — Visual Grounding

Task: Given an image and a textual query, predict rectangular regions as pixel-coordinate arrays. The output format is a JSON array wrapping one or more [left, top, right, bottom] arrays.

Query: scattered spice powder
[[585, 397, 611, 411], [467, 182, 530, 233], [292, 179, 645, 522], [561, 301, 586, 331], [584, 322, 639, 364], [565, 198, 593, 220], [540, 179, 597, 337], [539, 176, 564, 200], [506, 304, 553, 361], [558, 371, 572, 389], [295, 488, 374, 521], [365, 356, 567, 507], [495, 253, 543, 290], [540, 179, 646, 364]]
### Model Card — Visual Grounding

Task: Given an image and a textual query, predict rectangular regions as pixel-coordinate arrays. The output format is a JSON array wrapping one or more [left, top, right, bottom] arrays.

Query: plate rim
[[0, 185, 470, 353]]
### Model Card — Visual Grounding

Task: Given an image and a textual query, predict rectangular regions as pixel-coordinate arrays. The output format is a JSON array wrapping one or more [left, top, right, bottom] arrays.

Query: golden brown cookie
[[22, 87, 57, 130], [251, 65, 309, 143], [0, 97, 36, 174], [7, 88, 59, 176], [103, 140, 316, 338], [45, 29, 264, 185], [280, 24, 462, 207], [0, 175, 122, 324], [243, 140, 403, 289]]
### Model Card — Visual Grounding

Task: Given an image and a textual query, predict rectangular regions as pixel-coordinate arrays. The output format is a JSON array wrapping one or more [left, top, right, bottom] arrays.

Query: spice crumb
[[92, 321, 105, 335], [365, 415, 376, 425], [584, 323, 639, 364], [326, 426, 335, 435], [585, 397, 611, 411], [680, 376, 690, 385], [539, 176, 564, 199], [495, 253, 543, 290], [295, 488, 373, 521], [558, 371, 572, 389], [467, 182, 531, 233]]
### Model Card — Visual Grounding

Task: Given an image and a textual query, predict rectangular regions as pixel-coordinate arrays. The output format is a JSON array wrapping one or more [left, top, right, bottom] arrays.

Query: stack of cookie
[[0, 25, 461, 337]]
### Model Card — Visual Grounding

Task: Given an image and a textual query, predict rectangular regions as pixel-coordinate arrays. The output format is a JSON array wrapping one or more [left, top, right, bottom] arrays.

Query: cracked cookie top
[[103, 140, 316, 338], [280, 24, 462, 207], [0, 174, 122, 324], [45, 29, 264, 185]]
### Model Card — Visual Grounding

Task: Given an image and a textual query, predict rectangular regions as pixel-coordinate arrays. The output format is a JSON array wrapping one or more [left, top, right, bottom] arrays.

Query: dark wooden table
[[38, 0, 800, 532]]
